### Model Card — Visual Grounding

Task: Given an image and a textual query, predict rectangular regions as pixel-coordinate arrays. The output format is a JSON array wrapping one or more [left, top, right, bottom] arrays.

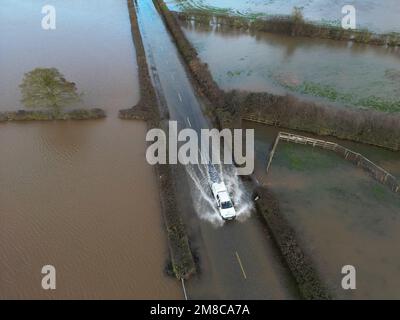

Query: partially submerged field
[[180, 21, 400, 112], [0, 0, 181, 298], [259, 137, 400, 298], [168, 0, 400, 33]]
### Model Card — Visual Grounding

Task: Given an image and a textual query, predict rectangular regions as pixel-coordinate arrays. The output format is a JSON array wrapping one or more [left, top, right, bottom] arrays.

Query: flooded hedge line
[[176, 11, 400, 47], [227, 91, 400, 151], [118, 0, 160, 124], [121, 0, 196, 280], [254, 186, 331, 300], [155, 0, 400, 151], [0, 108, 106, 122]]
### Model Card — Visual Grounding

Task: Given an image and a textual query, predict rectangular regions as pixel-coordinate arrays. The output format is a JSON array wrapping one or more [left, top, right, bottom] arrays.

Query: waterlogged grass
[[369, 184, 396, 202], [227, 69, 253, 78], [286, 81, 400, 113], [274, 143, 338, 172]]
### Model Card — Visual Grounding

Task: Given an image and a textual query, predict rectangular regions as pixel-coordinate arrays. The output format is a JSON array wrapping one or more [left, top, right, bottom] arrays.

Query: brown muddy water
[[169, 0, 400, 33], [0, 0, 180, 299], [244, 121, 400, 299], [181, 20, 400, 112]]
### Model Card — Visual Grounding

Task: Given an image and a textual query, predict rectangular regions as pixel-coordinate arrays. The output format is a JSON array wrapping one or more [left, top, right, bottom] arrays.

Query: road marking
[[235, 251, 247, 280], [171, 73, 175, 80], [181, 278, 188, 300], [178, 92, 182, 102], [186, 117, 192, 127]]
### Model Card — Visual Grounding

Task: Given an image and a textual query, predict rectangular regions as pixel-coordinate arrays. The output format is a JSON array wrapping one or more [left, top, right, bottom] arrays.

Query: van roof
[[219, 191, 231, 203]]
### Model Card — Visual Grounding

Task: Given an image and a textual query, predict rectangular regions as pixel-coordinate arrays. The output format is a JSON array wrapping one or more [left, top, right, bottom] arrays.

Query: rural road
[[134, 0, 299, 299]]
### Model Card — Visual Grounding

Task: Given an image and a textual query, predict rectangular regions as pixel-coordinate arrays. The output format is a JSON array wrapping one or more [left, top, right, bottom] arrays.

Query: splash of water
[[185, 160, 254, 227]]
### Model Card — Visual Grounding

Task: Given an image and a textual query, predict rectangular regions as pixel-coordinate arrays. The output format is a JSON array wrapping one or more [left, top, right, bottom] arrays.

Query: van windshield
[[221, 201, 233, 209]]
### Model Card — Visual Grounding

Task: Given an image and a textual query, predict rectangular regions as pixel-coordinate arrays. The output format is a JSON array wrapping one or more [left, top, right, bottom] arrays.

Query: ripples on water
[[0, 0, 180, 299]]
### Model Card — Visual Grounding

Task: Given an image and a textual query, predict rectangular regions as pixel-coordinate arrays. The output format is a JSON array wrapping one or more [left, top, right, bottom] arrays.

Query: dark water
[[244, 121, 400, 298], [0, 0, 180, 299]]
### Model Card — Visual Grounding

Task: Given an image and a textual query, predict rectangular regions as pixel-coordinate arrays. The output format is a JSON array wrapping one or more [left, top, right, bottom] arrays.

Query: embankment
[[120, 0, 196, 280], [154, 0, 400, 151], [254, 186, 331, 299], [176, 11, 400, 47], [0, 108, 106, 122]]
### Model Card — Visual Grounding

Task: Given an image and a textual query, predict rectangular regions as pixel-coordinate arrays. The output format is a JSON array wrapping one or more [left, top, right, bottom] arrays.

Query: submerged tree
[[20, 68, 80, 114], [292, 6, 304, 24]]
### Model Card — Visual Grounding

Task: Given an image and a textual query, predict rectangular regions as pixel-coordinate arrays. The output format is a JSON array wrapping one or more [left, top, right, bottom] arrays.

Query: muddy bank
[[120, 0, 195, 279], [254, 186, 330, 299], [0, 108, 105, 122], [118, 0, 159, 124], [154, 0, 400, 151], [176, 11, 400, 47]]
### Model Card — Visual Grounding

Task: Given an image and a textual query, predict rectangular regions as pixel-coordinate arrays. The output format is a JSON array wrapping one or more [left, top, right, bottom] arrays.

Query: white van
[[211, 182, 236, 220]]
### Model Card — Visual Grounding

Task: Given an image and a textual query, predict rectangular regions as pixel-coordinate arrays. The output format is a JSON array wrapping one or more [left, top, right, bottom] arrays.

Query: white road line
[[186, 117, 192, 127], [178, 92, 182, 102], [181, 278, 188, 300], [235, 251, 247, 280], [171, 73, 175, 80]]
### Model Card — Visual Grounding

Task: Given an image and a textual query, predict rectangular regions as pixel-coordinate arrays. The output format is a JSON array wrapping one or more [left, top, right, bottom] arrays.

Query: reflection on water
[[0, 0, 180, 298], [245, 121, 400, 298], [0, 0, 140, 111], [169, 0, 400, 33], [181, 20, 400, 110]]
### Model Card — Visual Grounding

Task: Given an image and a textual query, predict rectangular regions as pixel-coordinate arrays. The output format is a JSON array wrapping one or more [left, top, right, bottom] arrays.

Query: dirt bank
[[0, 108, 106, 122]]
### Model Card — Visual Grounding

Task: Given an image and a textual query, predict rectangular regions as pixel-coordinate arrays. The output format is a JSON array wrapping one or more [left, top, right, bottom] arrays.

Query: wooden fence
[[266, 132, 400, 194]]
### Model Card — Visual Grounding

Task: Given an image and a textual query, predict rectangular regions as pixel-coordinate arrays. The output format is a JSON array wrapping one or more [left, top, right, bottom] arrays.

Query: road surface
[[135, 0, 299, 299]]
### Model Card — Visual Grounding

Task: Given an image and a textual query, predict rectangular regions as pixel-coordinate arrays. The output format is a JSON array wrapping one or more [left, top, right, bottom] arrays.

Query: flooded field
[[245, 120, 400, 298], [181, 21, 400, 112], [0, 0, 180, 299], [169, 0, 400, 33]]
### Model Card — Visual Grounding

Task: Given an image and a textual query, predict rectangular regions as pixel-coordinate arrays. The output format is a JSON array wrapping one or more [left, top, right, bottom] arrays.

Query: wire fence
[[266, 132, 400, 194]]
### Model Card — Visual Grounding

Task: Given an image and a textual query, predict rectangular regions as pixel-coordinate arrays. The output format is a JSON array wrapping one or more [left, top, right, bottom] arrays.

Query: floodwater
[[0, 0, 181, 299], [244, 121, 400, 299], [169, 0, 400, 33], [181, 20, 400, 112]]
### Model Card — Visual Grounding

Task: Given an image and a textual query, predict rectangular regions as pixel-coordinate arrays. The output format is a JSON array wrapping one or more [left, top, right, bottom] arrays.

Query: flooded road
[[181, 21, 400, 112], [0, 0, 180, 299], [135, 0, 299, 299], [244, 120, 400, 298], [169, 0, 400, 33]]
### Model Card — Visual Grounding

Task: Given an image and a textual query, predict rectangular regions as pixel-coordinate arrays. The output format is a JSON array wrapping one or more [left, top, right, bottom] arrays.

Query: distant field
[[182, 24, 400, 112], [168, 0, 400, 33]]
